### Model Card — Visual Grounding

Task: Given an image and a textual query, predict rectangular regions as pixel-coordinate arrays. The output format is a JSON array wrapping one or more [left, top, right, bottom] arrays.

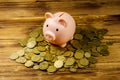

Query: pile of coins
[[10, 25, 112, 73]]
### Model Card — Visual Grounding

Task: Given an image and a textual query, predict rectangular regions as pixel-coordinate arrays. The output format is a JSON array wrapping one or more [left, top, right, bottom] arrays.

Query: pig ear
[[45, 12, 53, 19], [58, 19, 67, 27]]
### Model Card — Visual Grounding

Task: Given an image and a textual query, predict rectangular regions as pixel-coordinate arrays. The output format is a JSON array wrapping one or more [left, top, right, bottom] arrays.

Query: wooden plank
[[1, 41, 120, 63], [0, 62, 120, 80], [0, 15, 120, 39], [0, 1, 119, 17]]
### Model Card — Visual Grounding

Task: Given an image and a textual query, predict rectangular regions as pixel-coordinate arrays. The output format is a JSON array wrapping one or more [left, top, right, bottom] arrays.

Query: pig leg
[[60, 43, 67, 48]]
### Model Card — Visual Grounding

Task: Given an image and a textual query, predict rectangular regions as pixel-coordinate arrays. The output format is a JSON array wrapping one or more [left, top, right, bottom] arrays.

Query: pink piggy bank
[[43, 12, 76, 47]]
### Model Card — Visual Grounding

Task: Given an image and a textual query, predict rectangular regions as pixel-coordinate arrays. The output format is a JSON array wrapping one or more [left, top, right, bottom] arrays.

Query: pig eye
[[46, 25, 48, 27], [56, 28, 59, 31]]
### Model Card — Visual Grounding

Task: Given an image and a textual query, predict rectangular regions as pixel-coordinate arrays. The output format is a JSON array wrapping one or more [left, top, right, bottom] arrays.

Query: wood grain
[[0, 0, 120, 80], [0, 0, 119, 19]]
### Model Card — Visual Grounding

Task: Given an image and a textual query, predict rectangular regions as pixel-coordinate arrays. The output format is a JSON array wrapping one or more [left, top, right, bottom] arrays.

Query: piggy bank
[[43, 12, 76, 47]]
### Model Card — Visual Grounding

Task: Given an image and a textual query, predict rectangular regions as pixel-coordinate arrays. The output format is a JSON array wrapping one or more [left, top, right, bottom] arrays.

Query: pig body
[[43, 12, 76, 47]]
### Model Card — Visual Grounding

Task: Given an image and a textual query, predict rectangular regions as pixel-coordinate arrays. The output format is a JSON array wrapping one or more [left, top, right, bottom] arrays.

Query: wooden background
[[0, 0, 120, 80]]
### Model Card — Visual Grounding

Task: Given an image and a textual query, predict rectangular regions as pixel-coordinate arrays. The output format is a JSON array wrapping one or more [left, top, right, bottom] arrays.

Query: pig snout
[[44, 31, 56, 41]]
